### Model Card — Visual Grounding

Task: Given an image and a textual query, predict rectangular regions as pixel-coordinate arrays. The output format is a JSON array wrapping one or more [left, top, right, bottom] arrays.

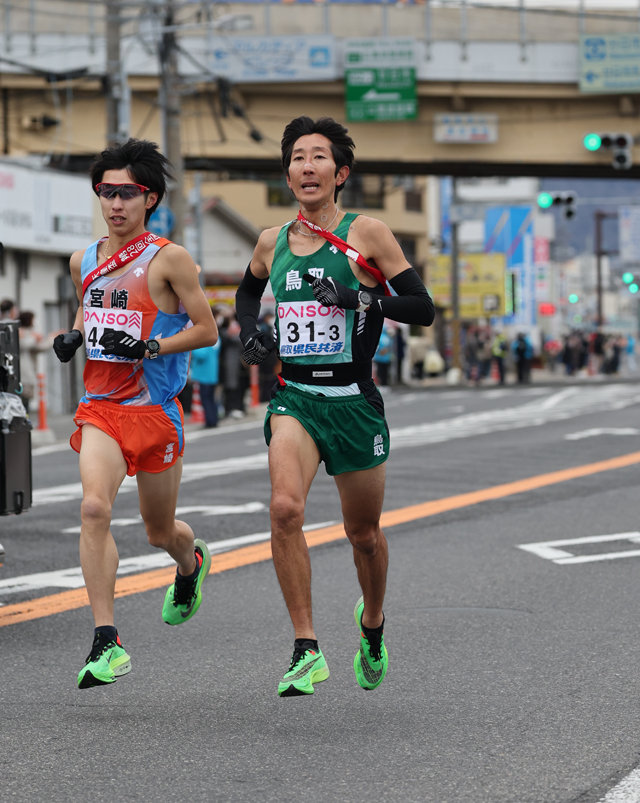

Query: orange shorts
[[70, 398, 185, 476]]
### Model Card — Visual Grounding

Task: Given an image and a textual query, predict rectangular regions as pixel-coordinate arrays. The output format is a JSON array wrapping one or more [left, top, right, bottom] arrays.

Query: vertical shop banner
[[344, 38, 417, 122], [439, 176, 453, 255], [484, 206, 535, 327]]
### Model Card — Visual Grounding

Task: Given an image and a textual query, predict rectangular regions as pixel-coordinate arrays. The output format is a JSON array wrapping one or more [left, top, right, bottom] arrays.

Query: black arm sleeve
[[235, 264, 269, 342], [371, 267, 435, 326]]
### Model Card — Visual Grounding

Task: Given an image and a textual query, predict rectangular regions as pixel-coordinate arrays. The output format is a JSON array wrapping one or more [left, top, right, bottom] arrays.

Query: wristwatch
[[356, 290, 372, 313], [146, 339, 161, 359]]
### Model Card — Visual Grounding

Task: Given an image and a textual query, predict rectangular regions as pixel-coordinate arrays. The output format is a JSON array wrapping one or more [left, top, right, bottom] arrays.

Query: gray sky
[[461, 1, 639, 8]]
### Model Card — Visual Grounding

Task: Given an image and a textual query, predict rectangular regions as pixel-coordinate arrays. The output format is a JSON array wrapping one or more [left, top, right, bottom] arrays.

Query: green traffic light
[[623, 272, 635, 284], [537, 192, 554, 209], [568, 293, 579, 304], [583, 132, 602, 151], [630, 283, 639, 294]]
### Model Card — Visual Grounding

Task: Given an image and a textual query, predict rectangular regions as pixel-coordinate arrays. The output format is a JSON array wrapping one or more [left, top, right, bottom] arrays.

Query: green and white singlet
[[270, 212, 384, 395]]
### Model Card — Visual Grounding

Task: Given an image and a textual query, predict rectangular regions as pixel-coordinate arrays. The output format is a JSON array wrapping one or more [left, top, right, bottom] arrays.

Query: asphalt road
[[3, 381, 640, 802]]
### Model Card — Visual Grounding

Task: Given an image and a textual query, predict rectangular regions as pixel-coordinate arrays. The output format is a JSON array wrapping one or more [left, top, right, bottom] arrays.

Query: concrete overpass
[[2, 1, 640, 179]]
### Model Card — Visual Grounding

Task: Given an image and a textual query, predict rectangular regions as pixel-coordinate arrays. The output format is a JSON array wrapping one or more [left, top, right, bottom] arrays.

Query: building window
[[267, 177, 296, 208], [340, 175, 384, 209], [397, 237, 417, 265]]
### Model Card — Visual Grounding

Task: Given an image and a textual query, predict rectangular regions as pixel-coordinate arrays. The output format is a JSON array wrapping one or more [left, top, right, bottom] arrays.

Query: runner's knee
[[347, 523, 381, 556], [80, 495, 112, 530], [144, 522, 173, 550], [270, 492, 305, 534]]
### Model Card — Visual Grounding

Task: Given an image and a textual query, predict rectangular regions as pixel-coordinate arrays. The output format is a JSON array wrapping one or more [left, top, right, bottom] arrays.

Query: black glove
[[99, 328, 146, 359], [241, 330, 274, 366], [52, 329, 83, 363], [303, 273, 359, 310]]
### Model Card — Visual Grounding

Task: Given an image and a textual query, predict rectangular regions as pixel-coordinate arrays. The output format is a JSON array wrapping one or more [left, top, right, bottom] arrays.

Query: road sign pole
[[450, 176, 461, 373]]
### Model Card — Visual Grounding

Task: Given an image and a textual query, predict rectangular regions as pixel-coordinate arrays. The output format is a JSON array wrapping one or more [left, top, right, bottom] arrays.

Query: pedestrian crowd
[[457, 324, 638, 386], [551, 329, 635, 378]]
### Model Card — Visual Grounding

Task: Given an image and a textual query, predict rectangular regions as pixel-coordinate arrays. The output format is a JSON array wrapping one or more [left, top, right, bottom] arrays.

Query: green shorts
[[264, 383, 390, 476]]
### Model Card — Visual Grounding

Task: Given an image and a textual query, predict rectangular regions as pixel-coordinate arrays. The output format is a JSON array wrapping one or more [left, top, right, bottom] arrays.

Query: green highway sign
[[344, 39, 416, 122]]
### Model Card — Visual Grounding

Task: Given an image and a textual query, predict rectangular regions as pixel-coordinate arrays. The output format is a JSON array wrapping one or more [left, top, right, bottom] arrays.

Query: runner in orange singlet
[[53, 138, 218, 689]]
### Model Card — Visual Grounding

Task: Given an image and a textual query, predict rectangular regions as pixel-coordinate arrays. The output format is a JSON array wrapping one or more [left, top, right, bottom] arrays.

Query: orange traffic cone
[[491, 358, 500, 383], [37, 372, 48, 429], [190, 382, 204, 424]]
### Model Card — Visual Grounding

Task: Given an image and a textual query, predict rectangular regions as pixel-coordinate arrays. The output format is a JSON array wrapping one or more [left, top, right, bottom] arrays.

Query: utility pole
[[105, 0, 128, 145], [158, 0, 184, 244]]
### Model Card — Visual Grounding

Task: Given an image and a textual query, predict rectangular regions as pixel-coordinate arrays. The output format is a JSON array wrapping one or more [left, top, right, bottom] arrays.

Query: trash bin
[[0, 392, 32, 515], [0, 321, 32, 516], [0, 319, 22, 395]]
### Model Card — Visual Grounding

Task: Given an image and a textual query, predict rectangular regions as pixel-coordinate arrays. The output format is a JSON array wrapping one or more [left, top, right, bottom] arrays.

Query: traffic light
[[568, 293, 579, 304], [623, 272, 639, 293], [537, 191, 576, 219], [583, 132, 633, 169]]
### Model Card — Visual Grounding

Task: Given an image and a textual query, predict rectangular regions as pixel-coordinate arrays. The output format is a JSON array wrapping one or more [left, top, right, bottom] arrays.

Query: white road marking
[[0, 519, 337, 596], [33, 454, 269, 506], [599, 767, 640, 802], [31, 385, 640, 507], [565, 428, 640, 440], [519, 533, 640, 564], [61, 502, 266, 533]]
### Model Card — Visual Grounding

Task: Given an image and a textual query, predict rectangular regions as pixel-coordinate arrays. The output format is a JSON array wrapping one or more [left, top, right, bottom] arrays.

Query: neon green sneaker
[[162, 539, 211, 626], [353, 595, 388, 690], [278, 643, 330, 697], [77, 632, 131, 690]]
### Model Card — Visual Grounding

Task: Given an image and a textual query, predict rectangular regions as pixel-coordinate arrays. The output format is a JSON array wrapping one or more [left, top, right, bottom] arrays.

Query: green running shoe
[[278, 643, 330, 697], [353, 595, 388, 690], [162, 539, 211, 626], [77, 632, 131, 690]]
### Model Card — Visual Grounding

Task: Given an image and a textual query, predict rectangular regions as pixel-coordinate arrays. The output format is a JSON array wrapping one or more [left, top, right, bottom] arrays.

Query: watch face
[[360, 292, 372, 305], [147, 339, 160, 354]]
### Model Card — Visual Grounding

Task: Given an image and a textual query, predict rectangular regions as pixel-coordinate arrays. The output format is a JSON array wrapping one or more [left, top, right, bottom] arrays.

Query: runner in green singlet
[[235, 116, 435, 697]]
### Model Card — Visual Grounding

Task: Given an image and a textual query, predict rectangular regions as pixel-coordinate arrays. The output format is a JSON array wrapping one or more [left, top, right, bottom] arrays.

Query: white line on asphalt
[[33, 453, 269, 505], [565, 428, 640, 440], [599, 767, 640, 802], [519, 533, 640, 564], [32, 384, 640, 507], [0, 519, 337, 596], [60, 502, 266, 533]]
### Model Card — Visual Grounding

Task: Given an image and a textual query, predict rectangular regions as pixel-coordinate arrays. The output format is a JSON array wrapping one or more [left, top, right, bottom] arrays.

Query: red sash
[[296, 211, 391, 296], [82, 231, 171, 295]]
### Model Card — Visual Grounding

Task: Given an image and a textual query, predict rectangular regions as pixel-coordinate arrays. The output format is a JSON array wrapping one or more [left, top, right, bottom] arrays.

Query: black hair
[[281, 116, 355, 200], [18, 310, 34, 327], [90, 138, 172, 223]]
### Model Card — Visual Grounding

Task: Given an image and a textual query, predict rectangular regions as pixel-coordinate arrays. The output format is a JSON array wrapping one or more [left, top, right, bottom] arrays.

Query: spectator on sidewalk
[[512, 331, 533, 384], [220, 315, 248, 419], [0, 298, 18, 320], [18, 310, 58, 414], [189, 339, 221, 428], [491, 330, 509, 385], [625, 333, 637, 373], [374, 323, 394, 386]]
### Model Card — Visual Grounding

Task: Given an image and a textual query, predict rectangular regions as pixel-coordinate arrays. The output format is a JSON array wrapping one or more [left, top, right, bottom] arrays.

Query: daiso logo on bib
[[84, 307, 143, 363]]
